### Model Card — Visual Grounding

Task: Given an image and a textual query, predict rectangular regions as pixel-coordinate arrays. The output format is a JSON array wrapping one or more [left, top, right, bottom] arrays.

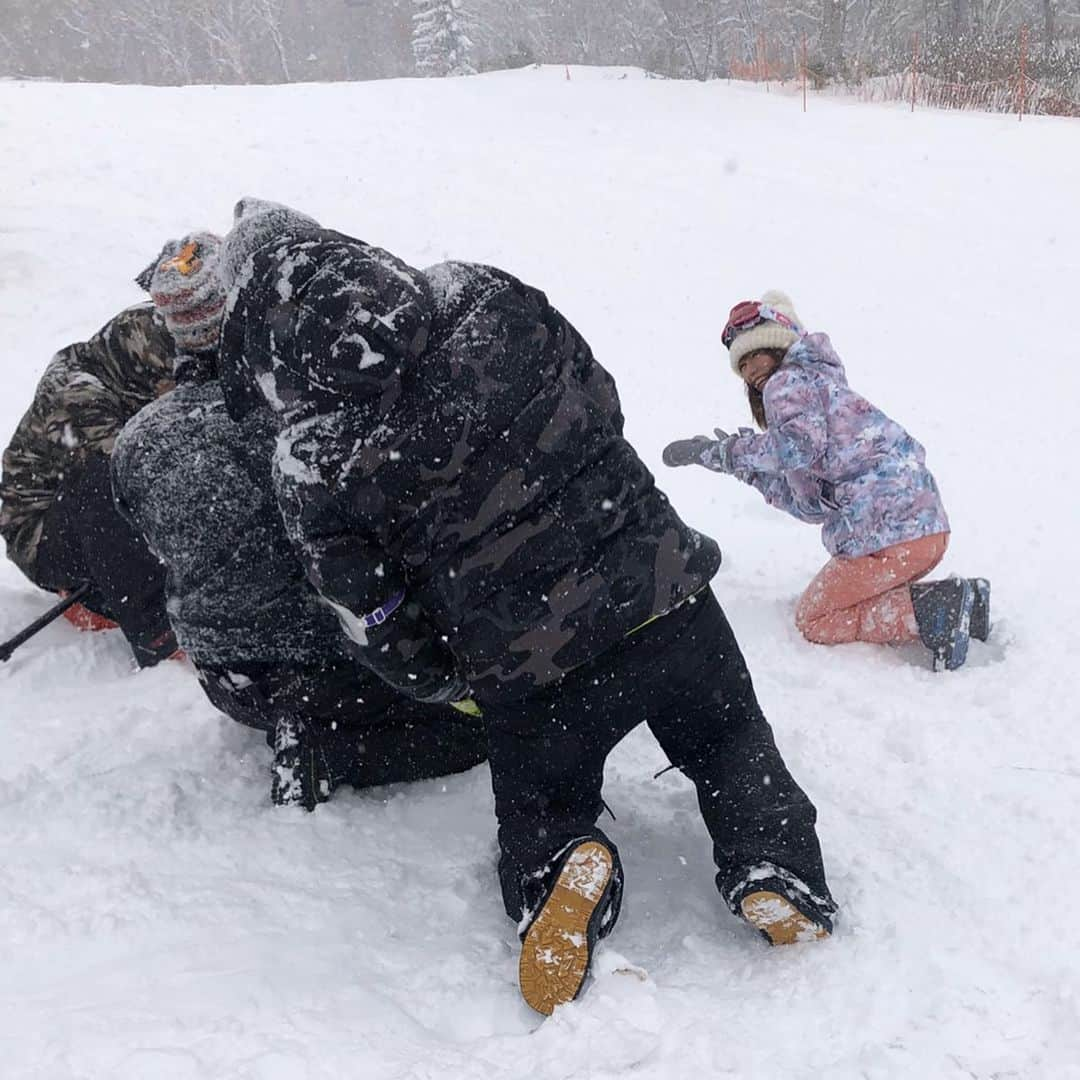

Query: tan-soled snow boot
[[740, 890, 832, 946], [518, 839, 615, 1015]]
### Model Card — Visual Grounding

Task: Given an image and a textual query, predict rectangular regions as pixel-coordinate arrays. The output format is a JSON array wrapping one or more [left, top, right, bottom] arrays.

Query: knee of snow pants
[[795, 532, 949, 646], [481, 587, 835, 931], [638, 592, 834, 907]]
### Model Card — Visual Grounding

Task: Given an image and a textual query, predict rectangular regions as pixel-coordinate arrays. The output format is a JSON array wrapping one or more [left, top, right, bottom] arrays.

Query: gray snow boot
[[910, 577, 975, 671], [968, 578, 991, 642]]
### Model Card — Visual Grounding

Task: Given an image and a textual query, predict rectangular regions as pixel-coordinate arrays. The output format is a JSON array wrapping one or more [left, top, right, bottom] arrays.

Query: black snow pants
[[481, 588, 833, 929], [33, 452, 173, 666], [198, 656, 489, 789]]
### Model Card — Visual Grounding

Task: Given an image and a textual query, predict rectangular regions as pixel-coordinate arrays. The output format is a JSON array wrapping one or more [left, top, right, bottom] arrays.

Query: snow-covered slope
[[1, 67, 1078, 1079]]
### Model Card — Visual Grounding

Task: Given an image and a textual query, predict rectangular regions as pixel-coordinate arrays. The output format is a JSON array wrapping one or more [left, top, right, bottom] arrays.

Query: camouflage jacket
[[219, 229, 721, 704], [0, 304, 175, 582]]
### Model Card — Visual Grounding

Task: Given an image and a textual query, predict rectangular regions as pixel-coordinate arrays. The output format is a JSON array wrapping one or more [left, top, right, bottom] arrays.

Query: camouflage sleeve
[[53, 304, 176, 455], [300, 518, 466, 704], [0, 403, 58, 579], [551, 299, 625, 431], [0, 305, 175, 579], [273, 425, 466, 705]]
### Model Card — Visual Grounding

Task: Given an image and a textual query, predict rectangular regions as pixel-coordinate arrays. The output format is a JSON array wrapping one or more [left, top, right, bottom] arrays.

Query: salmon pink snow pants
[[795, 532, 949, 646]]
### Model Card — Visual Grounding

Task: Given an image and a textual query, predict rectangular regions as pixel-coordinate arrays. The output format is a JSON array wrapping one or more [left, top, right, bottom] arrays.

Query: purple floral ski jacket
[[718, 333, 949, 558]]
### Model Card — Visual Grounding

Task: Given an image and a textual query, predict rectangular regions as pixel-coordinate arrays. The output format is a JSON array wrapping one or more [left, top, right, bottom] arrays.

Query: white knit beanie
[[726, 290, 803, 374]]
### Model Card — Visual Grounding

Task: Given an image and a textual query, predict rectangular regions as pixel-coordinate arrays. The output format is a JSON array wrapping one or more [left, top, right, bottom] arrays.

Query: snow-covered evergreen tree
[[412, 0, 476, 76]]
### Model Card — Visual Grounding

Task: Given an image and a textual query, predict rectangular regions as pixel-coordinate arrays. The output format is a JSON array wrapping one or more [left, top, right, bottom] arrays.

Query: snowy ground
[[2, 67, 1079, 1079]]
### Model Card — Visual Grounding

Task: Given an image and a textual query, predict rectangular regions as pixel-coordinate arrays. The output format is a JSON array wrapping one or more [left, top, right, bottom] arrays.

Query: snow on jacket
[[218, 229, 721, 704], [721, 333, 949, 558], [111, 368, 353, 670], [0, 304, 175, 581]]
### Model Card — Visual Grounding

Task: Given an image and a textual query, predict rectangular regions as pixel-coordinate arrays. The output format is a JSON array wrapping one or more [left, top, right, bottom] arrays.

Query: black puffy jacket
[[219, 229, 721, 703]]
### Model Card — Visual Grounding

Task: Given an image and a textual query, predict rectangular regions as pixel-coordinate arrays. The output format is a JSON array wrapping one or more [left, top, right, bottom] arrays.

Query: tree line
[[2, 0, 1077, 95]]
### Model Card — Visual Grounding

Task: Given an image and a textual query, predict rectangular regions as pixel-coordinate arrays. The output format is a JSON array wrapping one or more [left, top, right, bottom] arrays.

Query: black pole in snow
[[0, 582, 93, 663]]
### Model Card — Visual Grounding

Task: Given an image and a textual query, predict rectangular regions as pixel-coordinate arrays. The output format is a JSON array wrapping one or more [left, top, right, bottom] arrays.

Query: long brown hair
[[743, 348, 787, 430]]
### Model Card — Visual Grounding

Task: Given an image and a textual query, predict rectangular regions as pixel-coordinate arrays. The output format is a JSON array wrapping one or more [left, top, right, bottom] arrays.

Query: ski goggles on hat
[[721, 301, 804, 349]]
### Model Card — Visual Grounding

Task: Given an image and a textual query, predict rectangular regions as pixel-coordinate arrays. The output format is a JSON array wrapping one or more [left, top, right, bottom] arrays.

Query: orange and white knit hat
[[137, 232, 225, 354]]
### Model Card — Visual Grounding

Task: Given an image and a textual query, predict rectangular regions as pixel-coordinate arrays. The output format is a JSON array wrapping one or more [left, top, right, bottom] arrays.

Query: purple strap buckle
[[360, 590, 405, 629]]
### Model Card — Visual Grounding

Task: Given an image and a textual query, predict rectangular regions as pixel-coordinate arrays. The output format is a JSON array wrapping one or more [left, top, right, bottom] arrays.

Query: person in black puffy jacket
[[214, 199, 836, 1013]]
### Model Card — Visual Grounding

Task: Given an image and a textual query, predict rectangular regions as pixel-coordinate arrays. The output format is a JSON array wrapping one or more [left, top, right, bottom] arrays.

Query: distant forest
[[2, 0, 1077, 95]]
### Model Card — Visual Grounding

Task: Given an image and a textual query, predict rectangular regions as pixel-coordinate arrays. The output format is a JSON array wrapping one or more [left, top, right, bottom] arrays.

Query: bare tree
[[252, 0, 291, 82], [656, 0, 734, 78]]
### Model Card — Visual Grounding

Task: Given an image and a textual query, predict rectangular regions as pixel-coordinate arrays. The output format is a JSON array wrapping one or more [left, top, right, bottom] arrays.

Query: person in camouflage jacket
[[217, 202, 721, 705], [214, 199, 836, 1013], [0, 304, 177, 665]]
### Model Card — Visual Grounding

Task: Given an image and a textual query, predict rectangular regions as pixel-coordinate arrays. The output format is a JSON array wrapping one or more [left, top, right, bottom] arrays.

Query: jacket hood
[[219, 197, 321, 292], [783, 332, 847, 387]]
